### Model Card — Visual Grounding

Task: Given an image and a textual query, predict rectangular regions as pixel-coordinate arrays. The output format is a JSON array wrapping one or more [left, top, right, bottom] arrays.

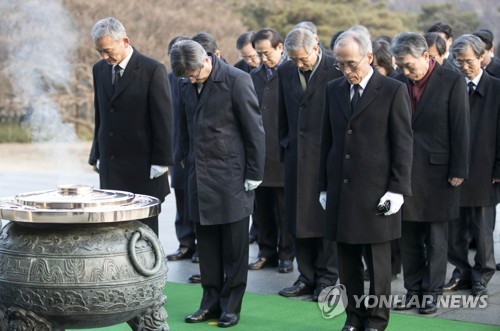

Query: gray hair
[[91, 17, 126, 42], [334, 30, 372, 56], [294, 21, 317, 35], [170, 40, 207, 78], [391, 32, 428, 59], [284, 28, 317, 54], [452, 34, 485, 59], [349, 25, 371, 41]]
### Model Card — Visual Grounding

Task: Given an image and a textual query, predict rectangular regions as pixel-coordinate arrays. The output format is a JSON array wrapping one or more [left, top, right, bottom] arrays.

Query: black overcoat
[[318, 70, 413, 244], [178, 56, 265, 225], [277, 54, 342, 238], [89, 48, 173, 201]]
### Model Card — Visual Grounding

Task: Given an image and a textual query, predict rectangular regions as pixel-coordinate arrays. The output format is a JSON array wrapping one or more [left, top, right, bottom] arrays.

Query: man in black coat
[[234, 31, 261, 73], [277, 26, 342, 301], [88, 17, 173, 236], [249, 28, 294, 273], [473, 29, 500, 79], [170, 40, 265, 328], [391, 32, 470, 315], [444, 34, 499, 296], [319, 29, 413, 331]]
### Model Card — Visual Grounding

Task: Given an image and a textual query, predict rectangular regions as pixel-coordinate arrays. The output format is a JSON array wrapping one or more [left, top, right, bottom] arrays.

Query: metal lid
[[0, 185, 160, 223]]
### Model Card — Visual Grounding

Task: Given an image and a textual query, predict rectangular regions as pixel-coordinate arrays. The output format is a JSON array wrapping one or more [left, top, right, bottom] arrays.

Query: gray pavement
[[1, 143, 499, 327]]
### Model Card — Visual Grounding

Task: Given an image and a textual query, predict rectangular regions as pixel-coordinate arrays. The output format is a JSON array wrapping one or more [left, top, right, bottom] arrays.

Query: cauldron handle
[[129, 228, 162, 277]]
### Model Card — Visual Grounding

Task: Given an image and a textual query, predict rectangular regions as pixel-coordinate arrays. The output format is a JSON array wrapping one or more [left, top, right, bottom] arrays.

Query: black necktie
[[113, 65, 121, 91], [351, 84, 361, 111], [468, 81, 475, 96]]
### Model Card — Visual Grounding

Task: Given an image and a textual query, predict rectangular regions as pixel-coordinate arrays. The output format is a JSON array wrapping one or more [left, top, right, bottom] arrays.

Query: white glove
[[150, 165, 168, 179], [378, 191, 404, 216], [244, 179, 262, 191], [319, 191, 327, 210], [96, 159, 100, 170]]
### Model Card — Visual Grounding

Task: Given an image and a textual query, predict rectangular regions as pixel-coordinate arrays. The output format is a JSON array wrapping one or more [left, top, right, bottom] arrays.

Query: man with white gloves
[[318, 29, 413, 331]]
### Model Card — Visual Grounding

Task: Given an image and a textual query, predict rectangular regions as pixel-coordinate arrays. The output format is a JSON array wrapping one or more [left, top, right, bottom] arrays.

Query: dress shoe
[[249, 235, 257, 244], [472, 282, 487, 296], [279, 281, 313, 297], [278, 260, 293, 273], [188, 274, 201, 283], [248, 257, 278, 270], [341, 325, 358, 331], [496, 263, 500, 271], [365, 328, 378, 331], [443, 278, 472, 292], [191, 251, 199, 263], [185, 309, 218, 323], [166, 247, 193, 261], [312, 283, 330, 302], [393, 293, 420, 310], [418, 301, 437, 314], [218, 312, 240, 328]]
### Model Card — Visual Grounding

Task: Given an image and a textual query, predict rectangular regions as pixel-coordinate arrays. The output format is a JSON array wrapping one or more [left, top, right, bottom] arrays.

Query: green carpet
[[71, 282, 498, 331]]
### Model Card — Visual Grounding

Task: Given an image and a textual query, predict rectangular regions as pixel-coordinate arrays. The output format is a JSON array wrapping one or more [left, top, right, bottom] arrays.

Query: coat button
[[347, 129, 353, 134], [345, 154, 351, 159], [343, 179, 349, 184], [299, 130, 304, 135]]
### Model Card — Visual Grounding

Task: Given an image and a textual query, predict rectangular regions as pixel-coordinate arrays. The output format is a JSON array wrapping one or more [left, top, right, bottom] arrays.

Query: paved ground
[[1, 142, 499, 328]]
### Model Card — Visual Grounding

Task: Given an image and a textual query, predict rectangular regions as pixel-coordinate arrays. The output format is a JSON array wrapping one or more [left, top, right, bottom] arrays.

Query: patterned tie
[[468, 81, 475, 96], [351, 84, 361, 111], [113, 65, 121, 91]]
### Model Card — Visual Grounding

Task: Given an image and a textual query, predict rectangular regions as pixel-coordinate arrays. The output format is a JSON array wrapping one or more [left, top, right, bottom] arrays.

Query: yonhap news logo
[[318, 284, 488, 319]]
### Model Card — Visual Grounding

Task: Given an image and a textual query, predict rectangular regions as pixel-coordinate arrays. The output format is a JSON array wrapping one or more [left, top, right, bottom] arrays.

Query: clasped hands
[[319, 191, 404, 216]]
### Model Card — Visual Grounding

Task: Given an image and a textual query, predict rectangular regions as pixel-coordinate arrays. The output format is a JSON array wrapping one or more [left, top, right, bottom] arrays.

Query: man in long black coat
[[170, 40, 265, 328], [391, 32, 470, 315], [319, 29, 413, 331], [445, 34, 499, 297], [277, 27, 342, 301], [88, 17, 173, 235]]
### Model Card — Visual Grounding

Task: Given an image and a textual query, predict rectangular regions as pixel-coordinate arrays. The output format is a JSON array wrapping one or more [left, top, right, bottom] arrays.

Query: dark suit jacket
[[178, 56, 265, 225], [89, 48, 173, 201], [250, 65, 284, 187], [277, 53, 342, 238], [318, 70, 413, 244], [234, 59, 253, 73], [168, 72, 185, 189], [485, 56, 500, 79], [400, 63, 470, 222], [460, 72, 500, 206]]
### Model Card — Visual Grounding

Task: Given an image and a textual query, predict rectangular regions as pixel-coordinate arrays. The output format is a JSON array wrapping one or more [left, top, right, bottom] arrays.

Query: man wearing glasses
[[319, 29, 413, 331], [277, 26, 342, 302], [391, 32, 469, 315], [235, 31, 261, 73]]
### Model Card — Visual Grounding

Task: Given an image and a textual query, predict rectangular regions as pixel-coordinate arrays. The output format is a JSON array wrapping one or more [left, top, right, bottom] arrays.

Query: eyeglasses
[[183, 68, 202, 81], [454, 58, 478, 67], [334, 55, 366, 71], [289, 50, 314, 64], [241, 54, 259, 60]]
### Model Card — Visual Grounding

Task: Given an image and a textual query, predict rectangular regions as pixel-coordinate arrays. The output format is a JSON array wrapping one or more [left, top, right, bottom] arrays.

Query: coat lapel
[[351, 70, 382, 119], [412, 66, 442, 122], [102, 64, 114, 100], [112, 48, 139, 100], [337, 79, 351, 119]]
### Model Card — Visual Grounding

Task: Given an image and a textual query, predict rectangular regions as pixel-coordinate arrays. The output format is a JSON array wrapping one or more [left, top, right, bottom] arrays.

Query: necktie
[[113, 65, 121, 91], [468, 81, 475, 96], [351, 84, 361, 111]]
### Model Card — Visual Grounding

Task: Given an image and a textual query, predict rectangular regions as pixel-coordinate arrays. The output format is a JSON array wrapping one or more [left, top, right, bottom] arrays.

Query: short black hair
[[427, 22, 453, 39], [192, 32, 219, 53], [236, 32, 255, 50], [472, 29, 494, 50], [252, 28, 283, 49]]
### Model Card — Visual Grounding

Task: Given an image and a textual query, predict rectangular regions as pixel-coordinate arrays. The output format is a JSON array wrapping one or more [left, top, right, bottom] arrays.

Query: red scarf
[[408, 58, 436, 113]]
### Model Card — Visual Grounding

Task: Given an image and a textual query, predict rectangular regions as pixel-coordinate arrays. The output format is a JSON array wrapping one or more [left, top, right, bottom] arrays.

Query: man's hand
[[378, 191, 404, 216], [319, 191, 327, 210], [150, 165, 168, 179], [92, 159, 100, 173], [448, 177, 464, 187], [244, 179, 262, 191]]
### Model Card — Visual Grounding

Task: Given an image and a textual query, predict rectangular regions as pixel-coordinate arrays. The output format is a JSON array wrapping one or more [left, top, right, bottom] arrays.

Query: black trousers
[[140, 215, 159, 236], [338, 241, 392, 330], [400, 221, 448, 296], [195, 217, 249, 314], [173, 189, 196, 249], [448, 206, 496, 284], [295, 237, 338, 287], [254, 186, 294, 261]]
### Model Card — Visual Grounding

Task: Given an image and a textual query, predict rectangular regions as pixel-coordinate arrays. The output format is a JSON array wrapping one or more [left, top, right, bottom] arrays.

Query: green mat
[[71, 282, 497, 331]]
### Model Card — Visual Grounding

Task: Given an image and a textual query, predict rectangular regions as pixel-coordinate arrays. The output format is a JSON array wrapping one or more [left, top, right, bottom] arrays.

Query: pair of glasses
[[289, 50, 313, 64], [454, 58, 478, 67], [183, 68, 202, 81], [241, 54, 259, 60], [334, 54, 366, 71]]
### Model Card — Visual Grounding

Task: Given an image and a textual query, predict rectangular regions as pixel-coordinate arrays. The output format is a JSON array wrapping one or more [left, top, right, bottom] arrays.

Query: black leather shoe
[[279, 281, 313, 297], [365, 328, 378, 331], [472, 282, 487, 296], [248, 257, 278, 270], [312, 283, 330, 302], [443, 278, 472, 292], [167, 247, 194, 261], [393, 293, 420, 310], [418, 301, 437, 314], [218, 312, 240, 328], [191, 251, 199, 263], [188, 274, 201, 283], [341, 325, 358, 331], [278, 260, 293, 273], [185, 309, 218, 323]]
